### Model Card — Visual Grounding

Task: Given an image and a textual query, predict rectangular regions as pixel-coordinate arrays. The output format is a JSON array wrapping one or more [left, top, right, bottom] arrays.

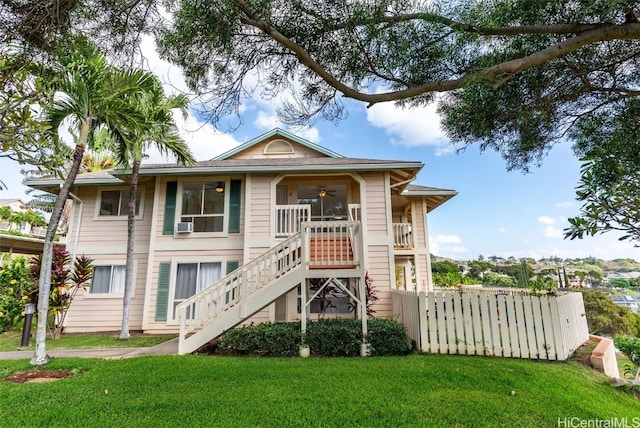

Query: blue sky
[[1, 39, 637, 262]]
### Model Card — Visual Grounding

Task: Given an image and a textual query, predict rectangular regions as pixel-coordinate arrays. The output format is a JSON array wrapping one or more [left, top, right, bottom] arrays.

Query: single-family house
[[28, 129, 456, 353]]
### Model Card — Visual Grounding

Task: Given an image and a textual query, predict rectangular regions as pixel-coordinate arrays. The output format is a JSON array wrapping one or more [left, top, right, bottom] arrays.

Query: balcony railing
[[393, 223, 413, 249], [275, 204, 311, 238], [302, 221, 361, 269]]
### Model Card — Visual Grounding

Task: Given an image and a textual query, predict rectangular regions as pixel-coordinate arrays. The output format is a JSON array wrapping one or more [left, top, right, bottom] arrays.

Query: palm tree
[[114, 78, 195, 339], [0, 205, 13, 228], [9, 210, 30, 233], [31, 37, 156, 366], [23, 210, 47, 233]]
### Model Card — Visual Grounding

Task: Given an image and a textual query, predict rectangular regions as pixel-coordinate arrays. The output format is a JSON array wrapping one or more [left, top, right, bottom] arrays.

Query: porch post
[[359, 275, 370, 356], [299, 279, 310, 357]]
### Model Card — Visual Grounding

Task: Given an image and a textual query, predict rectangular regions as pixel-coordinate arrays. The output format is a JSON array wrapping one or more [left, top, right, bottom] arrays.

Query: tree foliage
[[581, 290, 640, 337], [0, 54, 71, 175], [564, 98, 640, 246], [0, 0, 161, 61]]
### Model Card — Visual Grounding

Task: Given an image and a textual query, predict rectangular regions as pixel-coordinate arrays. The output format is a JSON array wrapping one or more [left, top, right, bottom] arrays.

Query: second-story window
[[99, 190, 141, 217], [180, 181, 225, 232]]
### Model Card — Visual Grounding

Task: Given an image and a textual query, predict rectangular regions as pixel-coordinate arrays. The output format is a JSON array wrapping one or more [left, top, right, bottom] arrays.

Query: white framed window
[[90, 265, 126, 294], [95, 187, 144, 219], [179, 181, 226, 233], [170, 261, 222, 321]]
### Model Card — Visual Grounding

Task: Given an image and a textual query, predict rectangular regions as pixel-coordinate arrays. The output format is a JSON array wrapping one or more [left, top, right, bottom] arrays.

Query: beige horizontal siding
[[70, 184, 154, 254], [361, 173, 389, 234], [64, 255, 148, 333], [231, 138, 326, 159], [366, 245, 393, 318]]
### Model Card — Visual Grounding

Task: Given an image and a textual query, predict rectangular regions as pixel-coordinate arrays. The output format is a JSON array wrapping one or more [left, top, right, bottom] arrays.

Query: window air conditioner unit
[[176, 222, 193, 233]]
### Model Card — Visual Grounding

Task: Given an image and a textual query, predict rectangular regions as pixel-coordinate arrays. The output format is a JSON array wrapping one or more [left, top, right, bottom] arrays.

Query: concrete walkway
[[0, 337, 180, 360]]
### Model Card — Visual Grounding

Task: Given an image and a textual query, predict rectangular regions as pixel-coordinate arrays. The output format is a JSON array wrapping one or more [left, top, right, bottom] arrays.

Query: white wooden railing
[[393, 223, 413, 249], [275, 204, 311, 237], [178, 232, 304, 342], [0, 221, 47, 238], [31, 227, 47, 238], [302, 221, 361, 269], [348, 203, 361, 221]]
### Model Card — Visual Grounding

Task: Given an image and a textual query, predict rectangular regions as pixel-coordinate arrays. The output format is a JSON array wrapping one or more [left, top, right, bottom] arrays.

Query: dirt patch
[[571, 338, 598, 369], [1, 370, 75, 384]]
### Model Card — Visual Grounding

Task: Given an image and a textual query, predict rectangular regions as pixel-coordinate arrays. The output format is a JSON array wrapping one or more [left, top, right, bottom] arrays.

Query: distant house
[[0, 198, 30, 234], [28, 129, 457, 353], [611, 295, 640, 313], [0, 198, 53, 257]]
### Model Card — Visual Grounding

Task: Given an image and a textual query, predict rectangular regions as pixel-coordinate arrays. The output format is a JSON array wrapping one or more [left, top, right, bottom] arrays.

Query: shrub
[[367, 318, 413, 356], [216, 318, 413, 357], [217, 322, 301, 356], [306, 318, 363, 357], [0, 257, 37, 332]]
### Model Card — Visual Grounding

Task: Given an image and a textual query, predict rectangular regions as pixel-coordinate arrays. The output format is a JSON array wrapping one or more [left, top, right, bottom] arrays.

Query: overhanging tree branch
[[234, 0, 640, 106]]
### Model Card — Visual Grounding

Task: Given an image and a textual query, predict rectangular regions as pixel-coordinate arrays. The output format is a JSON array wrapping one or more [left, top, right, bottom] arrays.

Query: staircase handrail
[[177, 232, 304, 336]]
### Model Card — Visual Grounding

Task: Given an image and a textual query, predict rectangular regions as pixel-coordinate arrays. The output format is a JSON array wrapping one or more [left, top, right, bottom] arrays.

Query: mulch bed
[[1, 370, 74, 384]]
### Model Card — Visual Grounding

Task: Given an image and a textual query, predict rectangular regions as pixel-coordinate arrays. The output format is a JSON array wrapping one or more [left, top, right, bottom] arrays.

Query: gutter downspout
[[68, 192, 83, 262]]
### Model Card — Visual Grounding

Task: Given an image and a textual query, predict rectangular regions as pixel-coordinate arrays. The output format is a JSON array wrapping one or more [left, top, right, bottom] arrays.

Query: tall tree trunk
[[120, 159, 139, 339], [30, 142, 86, 366]]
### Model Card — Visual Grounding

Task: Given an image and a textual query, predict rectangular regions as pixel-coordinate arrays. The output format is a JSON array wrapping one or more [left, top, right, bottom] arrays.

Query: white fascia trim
[[137, 162, 424, 176]]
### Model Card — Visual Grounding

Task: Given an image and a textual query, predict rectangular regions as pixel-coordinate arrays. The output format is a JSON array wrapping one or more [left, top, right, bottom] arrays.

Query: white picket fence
[[391, 289, 589, 361]]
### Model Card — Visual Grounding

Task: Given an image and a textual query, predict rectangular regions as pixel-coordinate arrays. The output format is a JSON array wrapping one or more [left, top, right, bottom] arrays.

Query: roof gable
[[213, 128, 343, 160]]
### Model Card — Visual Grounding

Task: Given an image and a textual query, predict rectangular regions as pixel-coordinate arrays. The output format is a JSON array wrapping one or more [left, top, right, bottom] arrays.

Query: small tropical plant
[[29, 247, 94, 340], [614, 336, 640, 381], [529, 276, 557, 295]]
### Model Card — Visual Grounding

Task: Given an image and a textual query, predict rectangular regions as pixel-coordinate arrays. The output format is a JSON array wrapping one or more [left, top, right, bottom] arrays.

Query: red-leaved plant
[[29, 247, 94, 340]]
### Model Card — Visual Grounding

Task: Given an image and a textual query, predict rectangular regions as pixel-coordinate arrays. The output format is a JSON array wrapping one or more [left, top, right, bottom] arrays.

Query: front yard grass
[[0, 331, 176, 352], [1, 353, 638, 427]]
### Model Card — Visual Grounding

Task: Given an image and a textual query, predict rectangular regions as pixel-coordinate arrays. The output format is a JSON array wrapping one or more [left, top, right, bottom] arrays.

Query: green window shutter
[[163, 181, 177, 235], [155, 262, 171, 322], [226, 260, 239, 274], [228, 179, 241, 233]]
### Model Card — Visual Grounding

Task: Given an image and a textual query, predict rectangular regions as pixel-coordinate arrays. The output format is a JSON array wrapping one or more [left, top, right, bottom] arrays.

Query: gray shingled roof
[[131, 156, 421, 172]]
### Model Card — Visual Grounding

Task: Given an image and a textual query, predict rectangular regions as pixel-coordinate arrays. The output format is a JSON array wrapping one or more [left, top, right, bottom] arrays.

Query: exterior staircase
[[177, 221, 362, 354]]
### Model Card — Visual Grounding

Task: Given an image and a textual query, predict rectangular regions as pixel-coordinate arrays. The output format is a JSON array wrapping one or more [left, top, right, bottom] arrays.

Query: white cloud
[[255, 111, 282, 131], [432, 234, 462, 244], [498, 227, 507, 233], [365, 101, 453, 154], [429, 234, 468, 258], [542, 225, 563, 239], [537, 216, 565, 239], [537, 216, 556, 225]]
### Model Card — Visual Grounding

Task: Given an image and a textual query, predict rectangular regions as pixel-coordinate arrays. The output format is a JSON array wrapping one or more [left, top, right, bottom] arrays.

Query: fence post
[[417, 291, 428, 352]]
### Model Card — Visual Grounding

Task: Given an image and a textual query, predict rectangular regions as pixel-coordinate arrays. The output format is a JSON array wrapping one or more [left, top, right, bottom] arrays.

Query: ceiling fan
[[316, 186, 336, 198]]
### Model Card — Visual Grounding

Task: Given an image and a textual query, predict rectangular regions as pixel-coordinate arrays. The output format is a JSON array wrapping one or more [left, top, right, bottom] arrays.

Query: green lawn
[[0, 331, 176, 352], [1, 354, 638, 427]]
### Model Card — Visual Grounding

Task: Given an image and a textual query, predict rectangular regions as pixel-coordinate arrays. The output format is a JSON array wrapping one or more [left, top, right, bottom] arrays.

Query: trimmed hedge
[[215, 318, 413, 357], [216, 322, 301, 356], [367, 318, 413, 356]]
